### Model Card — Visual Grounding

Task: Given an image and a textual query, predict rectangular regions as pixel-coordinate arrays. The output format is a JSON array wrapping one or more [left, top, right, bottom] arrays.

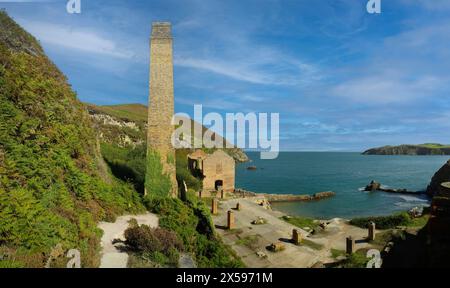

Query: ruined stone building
[[146, 22, 178, 197], [188, 150, 235, 196]]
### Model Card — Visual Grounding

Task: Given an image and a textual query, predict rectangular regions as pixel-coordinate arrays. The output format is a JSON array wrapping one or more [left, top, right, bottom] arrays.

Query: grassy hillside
[[86, 103, 148, 126], [86, 103, 249, 162], [0, 11, 144, 268]]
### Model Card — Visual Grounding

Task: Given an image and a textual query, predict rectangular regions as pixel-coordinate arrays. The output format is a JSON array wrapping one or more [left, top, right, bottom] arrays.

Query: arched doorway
[[215, 180, 223, 191]]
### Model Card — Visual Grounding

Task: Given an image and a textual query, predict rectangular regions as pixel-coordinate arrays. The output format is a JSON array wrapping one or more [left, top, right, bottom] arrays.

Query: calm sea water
[[236, 152, 449, 219]]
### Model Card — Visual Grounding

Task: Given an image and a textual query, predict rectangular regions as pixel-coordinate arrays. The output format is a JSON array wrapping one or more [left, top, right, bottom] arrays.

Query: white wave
[[394, 202, 428, 208], [396, 195, 429, 203]]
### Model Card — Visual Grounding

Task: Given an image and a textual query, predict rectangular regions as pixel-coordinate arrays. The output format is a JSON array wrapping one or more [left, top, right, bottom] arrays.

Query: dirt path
[[98, 213, 159, 268]]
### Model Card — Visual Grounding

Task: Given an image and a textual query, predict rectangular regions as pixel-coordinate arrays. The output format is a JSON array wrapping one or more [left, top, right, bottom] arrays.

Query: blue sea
[[236, 152, 449, 219]]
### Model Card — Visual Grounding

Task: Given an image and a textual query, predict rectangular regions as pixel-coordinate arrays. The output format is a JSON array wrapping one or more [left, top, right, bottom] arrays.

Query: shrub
[[144, 196, 244, 268], [124, 224, 183, 267], [350, 212, 411, 230]]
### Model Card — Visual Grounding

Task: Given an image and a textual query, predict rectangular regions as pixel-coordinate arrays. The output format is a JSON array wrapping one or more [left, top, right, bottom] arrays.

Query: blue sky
[[1, 0, 450, 151]]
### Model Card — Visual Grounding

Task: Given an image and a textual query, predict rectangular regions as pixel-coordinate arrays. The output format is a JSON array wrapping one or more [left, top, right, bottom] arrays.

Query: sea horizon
[[236, 151, 446, 220]]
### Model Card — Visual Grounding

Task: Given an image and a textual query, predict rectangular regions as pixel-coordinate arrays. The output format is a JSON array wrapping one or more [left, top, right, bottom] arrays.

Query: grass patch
[[350, 212, 430, 230], [235, 235, 261, 250], [341, 249, 370, 268], [331, 248, 346, 259], [408, 215, 429, 228], [350, 212, 411, 230], [301, 239, 324, 251], [280, 215, 318, 230]]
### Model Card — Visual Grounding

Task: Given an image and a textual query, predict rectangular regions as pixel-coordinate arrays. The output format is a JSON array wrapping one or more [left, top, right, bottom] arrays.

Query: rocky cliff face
[[363, 145, 450, 155], [427, 160, 450, 196]]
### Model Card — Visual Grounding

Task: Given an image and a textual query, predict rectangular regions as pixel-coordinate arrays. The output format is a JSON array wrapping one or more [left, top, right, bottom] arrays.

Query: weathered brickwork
[[146, 22, 178, 197], [188, 150, 235, 197]]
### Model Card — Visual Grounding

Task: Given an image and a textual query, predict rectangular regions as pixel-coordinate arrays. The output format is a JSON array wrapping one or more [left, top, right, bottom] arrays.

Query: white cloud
[[329, 21, 450, 104], [18, 19, 133, 58], [332, 74, 443, 104], [175, 55, 321, 86]]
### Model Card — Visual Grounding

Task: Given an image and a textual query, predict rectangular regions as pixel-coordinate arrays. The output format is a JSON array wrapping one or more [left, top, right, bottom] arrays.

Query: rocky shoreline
[[363, 180, 426, 195]]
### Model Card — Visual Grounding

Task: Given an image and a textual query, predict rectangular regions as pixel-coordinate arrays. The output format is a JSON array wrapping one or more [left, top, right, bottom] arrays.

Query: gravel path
[[98, 213, 159, 268]]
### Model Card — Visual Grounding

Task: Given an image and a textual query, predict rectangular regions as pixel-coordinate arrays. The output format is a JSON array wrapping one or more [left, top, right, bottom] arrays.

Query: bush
[[144, 196, 244, 268], [350, 212, 411, 230], [175, 149, 202, 192], [124, 225, 183, 255], [100, 143, 146, 194]]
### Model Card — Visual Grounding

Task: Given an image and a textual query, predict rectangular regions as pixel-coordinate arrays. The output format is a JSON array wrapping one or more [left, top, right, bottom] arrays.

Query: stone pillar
[[146, 22, 178, 197], [368, 222, 376, 241], [346, 237, 355, 254], [236, 202, 241, 211], [227, 211, 235, 230], [292, 229, 302, 245], [211, 198, 218, 215]]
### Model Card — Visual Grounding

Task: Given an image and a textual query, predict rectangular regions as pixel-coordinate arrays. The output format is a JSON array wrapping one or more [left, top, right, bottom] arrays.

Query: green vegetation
[[331, 248, 346, 259], [100, 143, 146, 194], [124, 221, 183, 267], [419, 143, 450, 149], [86, 103, 148, 125], [144, 196, 244, 268], [350, 212, 412, 230], [340, 249, 370, 268], [145, 150, 172, 198], [280, 215, 319, 230], [301, 239, 324, 251], [176, 149, 202, 192], [0, 11, 144, 267], [363, 143, 450, 155], [235, 235, 261, 250], [350, 212, 430, 231]]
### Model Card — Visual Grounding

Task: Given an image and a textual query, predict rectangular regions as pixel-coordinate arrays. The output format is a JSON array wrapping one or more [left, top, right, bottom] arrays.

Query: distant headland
[[362, 144, 450, 155]]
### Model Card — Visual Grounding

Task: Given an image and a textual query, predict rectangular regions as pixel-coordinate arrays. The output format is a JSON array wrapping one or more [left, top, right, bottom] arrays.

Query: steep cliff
[[427, 160, 450, 196], [0, 12, 143, 267], [363, 144, 450, 155]]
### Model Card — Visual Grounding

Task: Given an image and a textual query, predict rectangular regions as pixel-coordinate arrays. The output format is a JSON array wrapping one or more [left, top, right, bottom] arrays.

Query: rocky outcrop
[[363, 144, 450, 155], [365, 180, 381, 191], [87, 109, 145, 148], [363, 180, 422, 195], [225, 148, 249, 163], [427, 160, 450, 197]]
